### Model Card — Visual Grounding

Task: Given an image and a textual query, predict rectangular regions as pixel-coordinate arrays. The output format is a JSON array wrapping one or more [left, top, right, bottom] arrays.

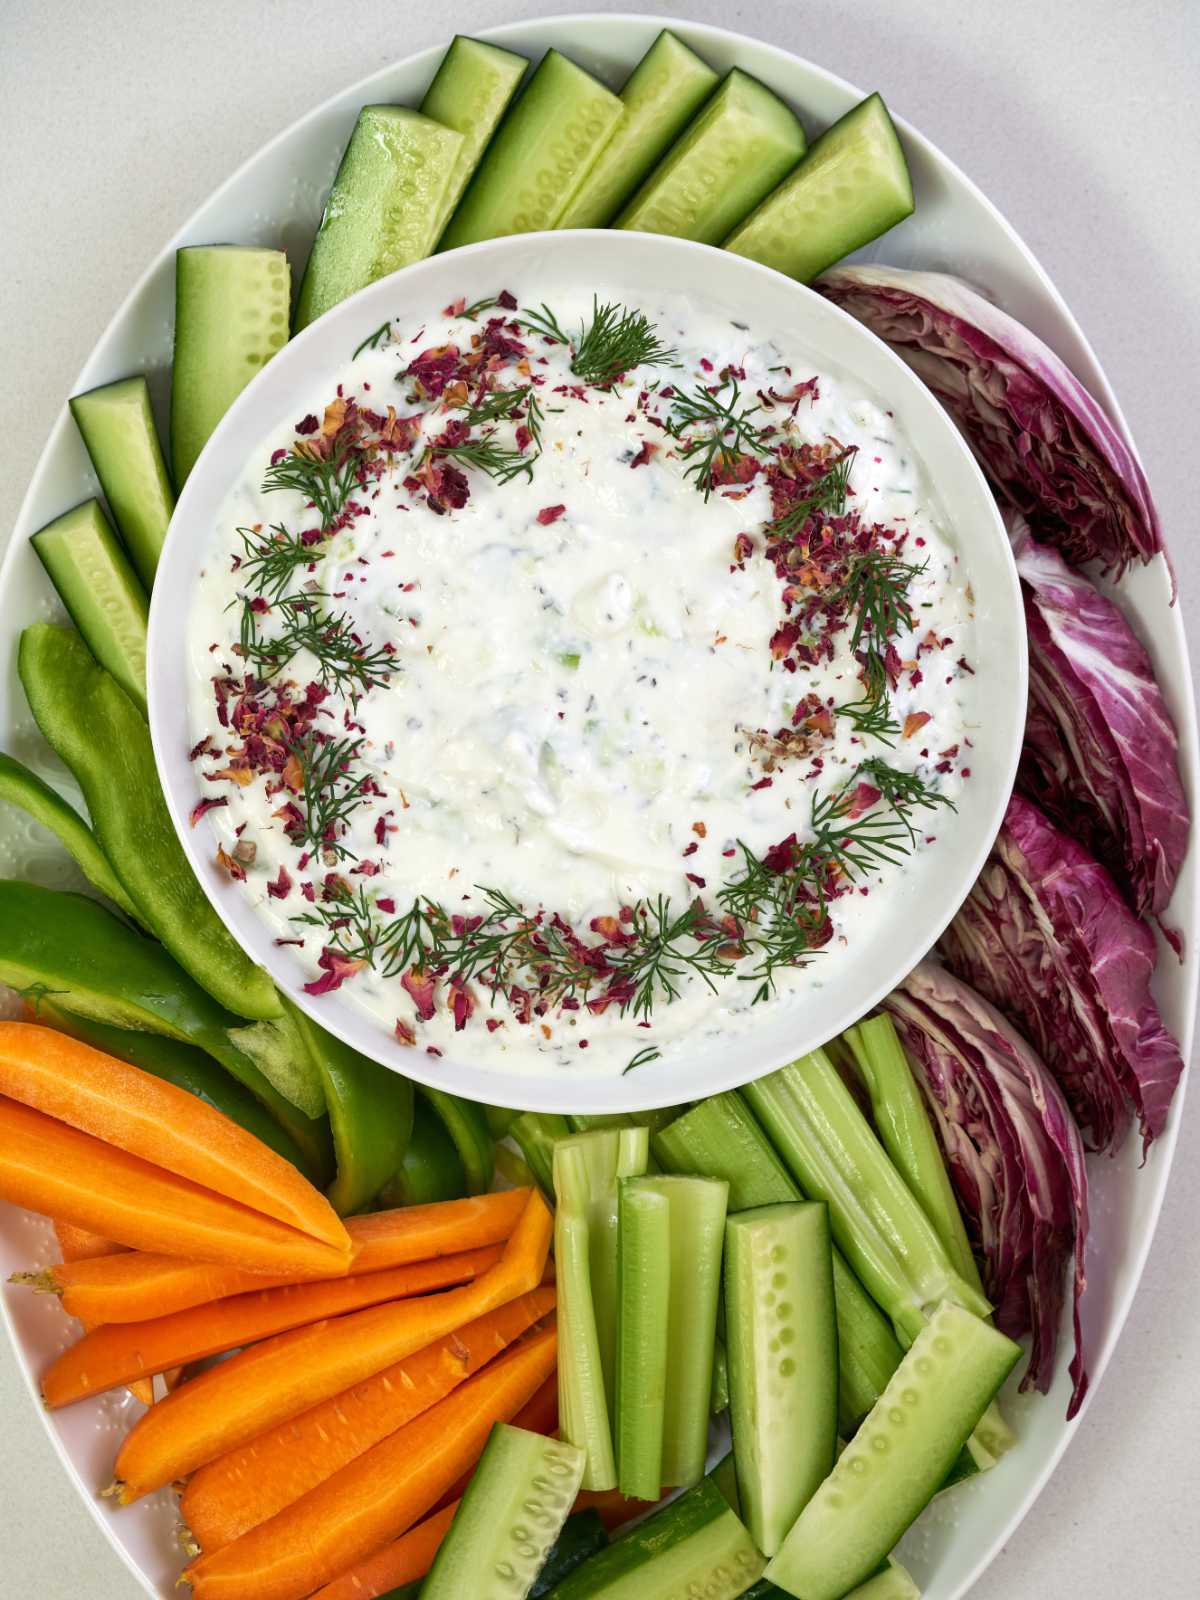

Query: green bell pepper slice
[[378, 1099, 467, 1206], [417, 1084, 494, 1194]]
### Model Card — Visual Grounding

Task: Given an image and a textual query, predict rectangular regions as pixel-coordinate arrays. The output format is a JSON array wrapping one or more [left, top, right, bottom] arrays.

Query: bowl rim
[[147, 225, 1026, 1112]]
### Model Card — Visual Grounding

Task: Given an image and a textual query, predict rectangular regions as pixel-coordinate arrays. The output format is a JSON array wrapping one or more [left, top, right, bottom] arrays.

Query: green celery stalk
[[554, 1128, 650, 1489], [615, 1180, 671, 1498], [843, 1015, 1016, 1464], [743, 1052, 992, 1346], [653, 1090, 903, 1430], [625, 1174, 728, 1487], [512, 1111, 574, 1197]]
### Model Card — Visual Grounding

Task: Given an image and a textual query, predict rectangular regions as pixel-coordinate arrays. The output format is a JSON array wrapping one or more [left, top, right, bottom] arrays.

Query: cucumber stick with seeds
[[616, 68, 805, 246], [18, 623, 282, 1025], [725, 1203, 838, 1557], [440, 49, 623, 247], [557, 30, 719, 229], [420, 1423, 585, 1600], [295, 107, 465, 331], [743, 1050, 993, 1347], [171, 246, 290, 484], [554, 1127, 649, 1490], [725, 92, 913, 282], [0, 750, 141, 922], [766, 1304, 1021, 1600], [614, 1180, 671, 1499], [69, 377, 174, 586], [844, 1014, 1016, 1464], [653, 1090, 904, 1432], [420, 35, 529, 245], [548, 1477, 765, 1600], [0, 880, 332, 1182], [31, 500, 148, 715]]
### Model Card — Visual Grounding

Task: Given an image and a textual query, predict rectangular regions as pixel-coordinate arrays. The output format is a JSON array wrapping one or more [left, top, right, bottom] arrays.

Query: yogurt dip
[[186, 286, 978, 1078]]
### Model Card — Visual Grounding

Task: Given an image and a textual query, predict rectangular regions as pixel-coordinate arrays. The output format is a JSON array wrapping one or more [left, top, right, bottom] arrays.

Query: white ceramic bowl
[[148, 228, 1025, 1114], [0, 17, 1192, 1600]]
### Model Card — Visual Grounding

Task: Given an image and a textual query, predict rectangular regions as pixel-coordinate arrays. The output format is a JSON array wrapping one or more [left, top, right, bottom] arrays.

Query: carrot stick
[[182, 1288, 555, 1551], [43, 1246, 502, 1407], [0, 1023, 347, 1251], [34, 1190, 531, 1324], [512, 1370, 559, 1436], [112, 1190, 552, 1500], [50, 1221, 155, 1406], [185, 1324, 557, 1600], [0, 1098, 348, 1281], [307, 1502, 459, 1600]]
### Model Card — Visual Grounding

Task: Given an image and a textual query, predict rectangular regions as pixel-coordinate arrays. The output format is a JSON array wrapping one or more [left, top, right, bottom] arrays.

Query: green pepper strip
[[417, 1085, 494, 1194], [378, 1099, 466, 1207]]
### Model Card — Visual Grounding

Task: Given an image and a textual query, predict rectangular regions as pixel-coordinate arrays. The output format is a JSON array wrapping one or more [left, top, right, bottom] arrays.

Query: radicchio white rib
[[939, 794, 1184, 1154], [818, 265, 1163, 580], [885, 960, 1090, 1418], [1011, 514, 1188, 919]]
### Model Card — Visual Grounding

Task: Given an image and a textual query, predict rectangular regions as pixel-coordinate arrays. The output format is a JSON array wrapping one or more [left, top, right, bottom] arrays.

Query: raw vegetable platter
[[0, 12, 1194, 1600]]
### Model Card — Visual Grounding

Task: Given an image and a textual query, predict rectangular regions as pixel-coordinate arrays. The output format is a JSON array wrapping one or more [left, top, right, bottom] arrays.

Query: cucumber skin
[[0, 749, 141, 921], [440, 50, 623, 248], [171, 246, 290, 485], [616, 69, 805, 247], [420, 36, 529, 245], [295, 107, 464, 331], [530, 1509, 608, 1597], [725, 1204, 838, 1557], [18, 624, 281, 1023], [420, 1423, 585, 1600], [766, 1304, 1021, 1600], [557, 30, 720, 229], [724, 93, 913, 284], [31, 500, 149, 716], [548, 1477, 764, 1600], [69, 377, 175, 587]]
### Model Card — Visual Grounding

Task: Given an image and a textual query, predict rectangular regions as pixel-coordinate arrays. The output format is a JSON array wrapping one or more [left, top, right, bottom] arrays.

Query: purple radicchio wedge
[[939, 793, 1184, 1155], [1011, 513, 1188, 920], [817, 265, 1164, 581], [885, 960, 1090, 1417]]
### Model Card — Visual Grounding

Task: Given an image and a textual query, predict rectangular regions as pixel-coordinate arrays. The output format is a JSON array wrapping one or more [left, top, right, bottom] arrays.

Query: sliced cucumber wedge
[[171, 245, 290, 484], [421, 1423, 585, 1600], [616, 68, 805, 245], [548, 1477, 765, 1599], [31, 500, 149, 715], [557, 30, 719, 229], [766, 1304, 1021, 1600], [440, 49, 623, 248], [725, 1203, 838, 1557], [420, 36, 529, 244], [0, 750, 140, 922], [725, 93, 913, 282], [69, 377, 175, 587], [295, 107, 465, 331]]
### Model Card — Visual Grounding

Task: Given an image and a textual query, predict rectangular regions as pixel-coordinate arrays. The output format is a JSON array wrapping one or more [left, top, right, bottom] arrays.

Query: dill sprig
[[666, 377, 775, 498], [570, 299, 678, 387], [835, 698, 902, 745], [289, 734, 374, 860], [765, 447, 857, 540], [239, 592, 398, 697], [234, 524, 323, 604], [833, 546, 928, 730], [624, 1045, 663, 1076], [352, 320, 392, 360], [517, 303, 571, 346], [434, 433, 535, 487], [606, 896, 728, 1020], [262, 437, 361, 531]]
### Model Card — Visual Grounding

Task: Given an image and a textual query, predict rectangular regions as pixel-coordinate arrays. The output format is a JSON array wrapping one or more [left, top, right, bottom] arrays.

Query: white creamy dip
[[187, 285, 978, 1078]]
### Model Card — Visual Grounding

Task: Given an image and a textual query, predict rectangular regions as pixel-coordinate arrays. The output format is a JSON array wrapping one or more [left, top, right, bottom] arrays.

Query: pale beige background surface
[[1, 0, 1198, 1594]]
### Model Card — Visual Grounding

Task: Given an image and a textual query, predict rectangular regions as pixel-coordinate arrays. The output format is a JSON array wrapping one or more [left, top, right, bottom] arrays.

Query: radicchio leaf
[[1010, 514, 1188, 920], [939, 794, 1184, 1154], [885, 959, 1090, 1417], [818, 265, 1164, 581]]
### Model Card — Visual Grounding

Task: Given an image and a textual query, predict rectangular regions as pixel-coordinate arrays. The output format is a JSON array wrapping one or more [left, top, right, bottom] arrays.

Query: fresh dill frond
[[434, 433, 535, 486], [288, 734, 374, 860], [611, 896, 728, 1020], [765, 447, 857, 540], [624, 1045, 663, 1075], [239, 592, 398, 697], [352, 320, 393, 360], [517, 303, 571, 346], [262, 438, 361, 531], [666, 377, 774, 498], [234, 524, 323, 604], [835, 697, 901, 745], [458, 384, 533, 427], [569, 299, 678, 388]]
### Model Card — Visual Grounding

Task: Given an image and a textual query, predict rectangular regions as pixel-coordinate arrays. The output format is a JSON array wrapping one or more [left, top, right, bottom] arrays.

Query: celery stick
[[626, 1174, 728, 1487], [744, 1052, 992, 1345], [710, 1336, 730, 1414], [616, 1181, 670, 1499], [654, 1091, 903, 1430], [554, 1129, 650, 1489], [512, 1110, 573, 1196], [844, 1016, 1016, 1464]]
